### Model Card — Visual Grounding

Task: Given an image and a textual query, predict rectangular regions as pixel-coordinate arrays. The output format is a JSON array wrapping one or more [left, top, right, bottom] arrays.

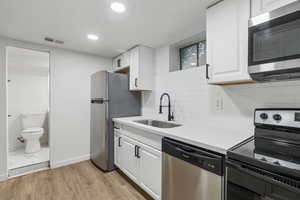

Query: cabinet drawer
[[121, 125, 162, 150]]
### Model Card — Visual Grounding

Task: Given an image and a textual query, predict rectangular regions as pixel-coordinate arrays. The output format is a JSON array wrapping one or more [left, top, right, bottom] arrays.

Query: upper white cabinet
[[123, 51, 130, 68], [129, 46, 154, 91], [206, 0, 252, 84], [251, 0, 297, 17], [112, 55, 121, 71], [112, 52, 130, 72]]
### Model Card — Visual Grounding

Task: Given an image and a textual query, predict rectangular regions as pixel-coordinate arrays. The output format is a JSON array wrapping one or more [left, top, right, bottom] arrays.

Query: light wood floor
[[0, 161, 151, 200]]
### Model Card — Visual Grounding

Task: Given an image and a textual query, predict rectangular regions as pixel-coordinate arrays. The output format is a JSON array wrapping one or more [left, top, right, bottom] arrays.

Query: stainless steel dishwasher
[[162, 138, 224, 200]]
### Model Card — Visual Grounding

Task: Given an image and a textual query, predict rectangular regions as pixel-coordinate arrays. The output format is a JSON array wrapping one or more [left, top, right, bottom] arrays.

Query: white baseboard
[[9, 161, 50, 178], [0, 174, 8, 182], [51, 154, 90, 169]]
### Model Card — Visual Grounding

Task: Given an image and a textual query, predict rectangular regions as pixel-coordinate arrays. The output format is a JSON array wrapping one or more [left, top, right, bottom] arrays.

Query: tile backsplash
[[142, 46, 300, 133]]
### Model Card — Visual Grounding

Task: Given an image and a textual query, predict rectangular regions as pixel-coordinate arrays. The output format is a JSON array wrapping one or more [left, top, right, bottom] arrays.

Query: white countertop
[[113, 116, 253, 155]]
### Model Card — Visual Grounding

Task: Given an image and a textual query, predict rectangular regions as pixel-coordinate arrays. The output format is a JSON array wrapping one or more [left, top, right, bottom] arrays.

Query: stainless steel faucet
[[159, 93, 174, 121]]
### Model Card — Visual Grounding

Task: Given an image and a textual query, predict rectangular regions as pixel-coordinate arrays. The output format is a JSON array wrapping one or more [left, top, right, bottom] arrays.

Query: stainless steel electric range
[[226, 109, 300, 200]]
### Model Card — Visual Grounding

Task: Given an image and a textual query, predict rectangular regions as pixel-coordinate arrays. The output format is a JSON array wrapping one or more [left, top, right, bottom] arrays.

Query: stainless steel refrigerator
[[90, 71, 141, 171]]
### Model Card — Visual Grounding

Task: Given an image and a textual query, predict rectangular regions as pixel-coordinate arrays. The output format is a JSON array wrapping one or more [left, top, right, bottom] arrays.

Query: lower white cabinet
[[114, 129, 162, 200], [139, 145, 162, 200], [120, 136, 140, 183], [114, 132, 121, 168]]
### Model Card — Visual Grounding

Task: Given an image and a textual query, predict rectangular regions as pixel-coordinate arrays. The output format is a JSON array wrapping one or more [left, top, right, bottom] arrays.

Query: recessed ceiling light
[[87, 34, 99, 41], [111, 2, 126, 13]]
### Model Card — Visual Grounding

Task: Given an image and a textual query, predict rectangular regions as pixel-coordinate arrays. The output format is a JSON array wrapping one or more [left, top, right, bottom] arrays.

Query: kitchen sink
[[134, 120, 182, 128]]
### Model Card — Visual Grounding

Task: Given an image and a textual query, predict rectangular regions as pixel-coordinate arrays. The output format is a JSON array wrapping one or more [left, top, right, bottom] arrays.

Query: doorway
[[6, 46, 50, 177]]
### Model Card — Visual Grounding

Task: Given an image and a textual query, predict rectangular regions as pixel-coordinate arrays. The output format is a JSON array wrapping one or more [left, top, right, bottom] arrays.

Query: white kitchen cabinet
[[116, 55, 122, 69], [114, 128, 162, 200], [114, 131, 122, 168], [112, 55, 121, 71], [129, 46, 154, 91], [112, 52, 130, 72], [112, 57, 118, 71], [139, 145, 162, 200], [120, 136, 140, 183], [123, 51, 130, 68], [206, 0, 252, 84], [251, 0, 297, 17]]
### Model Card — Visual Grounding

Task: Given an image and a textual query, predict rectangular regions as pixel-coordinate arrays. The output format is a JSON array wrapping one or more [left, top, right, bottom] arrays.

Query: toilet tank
[[21, 113, 47, 129]]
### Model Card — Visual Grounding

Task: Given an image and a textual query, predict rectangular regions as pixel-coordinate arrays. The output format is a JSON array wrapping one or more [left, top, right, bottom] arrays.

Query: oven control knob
[[260, 113, 268, 120], [273, 114, 282, 121]]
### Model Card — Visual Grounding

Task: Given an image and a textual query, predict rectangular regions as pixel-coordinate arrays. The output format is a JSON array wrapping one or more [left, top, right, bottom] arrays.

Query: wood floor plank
[[0, 161, 150, 200]]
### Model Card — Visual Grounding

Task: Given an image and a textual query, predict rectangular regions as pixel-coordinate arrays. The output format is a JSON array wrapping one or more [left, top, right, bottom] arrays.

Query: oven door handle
[[227, 161, 300, 194], [257, 135, 300, 146]]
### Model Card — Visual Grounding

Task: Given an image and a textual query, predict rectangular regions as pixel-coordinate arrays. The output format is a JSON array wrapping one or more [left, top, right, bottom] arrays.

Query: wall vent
[[44, 37, 64, 45]]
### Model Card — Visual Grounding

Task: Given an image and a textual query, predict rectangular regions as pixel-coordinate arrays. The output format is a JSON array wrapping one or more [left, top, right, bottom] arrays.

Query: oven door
[[248, 2, 300, 75], [227, 182, 262, 200], [226, 160, 300, 200]]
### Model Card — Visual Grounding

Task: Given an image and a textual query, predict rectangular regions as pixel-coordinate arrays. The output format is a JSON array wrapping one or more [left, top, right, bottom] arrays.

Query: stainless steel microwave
[[248, 1, 300, 82]]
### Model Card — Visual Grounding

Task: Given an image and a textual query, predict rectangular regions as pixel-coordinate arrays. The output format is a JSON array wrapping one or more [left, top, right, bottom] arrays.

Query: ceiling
[[0, 0, 213, 58]]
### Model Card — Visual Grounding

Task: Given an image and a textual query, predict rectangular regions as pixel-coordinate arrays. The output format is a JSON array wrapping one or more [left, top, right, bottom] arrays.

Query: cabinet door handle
[[117, 59, 121, 68], [206, 64, 210, 79], [134, 78, 138, 88], [118, 137, 122, 147], [136, 146, 141, 158], [134, 145, 138, 157]]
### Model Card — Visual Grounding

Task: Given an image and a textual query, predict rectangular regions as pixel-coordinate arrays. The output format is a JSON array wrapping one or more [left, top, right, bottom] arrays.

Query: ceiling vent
[[44, 37, 64, 45]]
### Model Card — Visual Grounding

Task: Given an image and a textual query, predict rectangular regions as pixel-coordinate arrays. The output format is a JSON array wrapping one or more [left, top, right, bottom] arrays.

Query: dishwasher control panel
[[162, 137, 224, 176]]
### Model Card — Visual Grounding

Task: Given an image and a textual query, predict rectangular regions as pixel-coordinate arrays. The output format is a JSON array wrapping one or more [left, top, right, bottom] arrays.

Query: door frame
[[5, 45, 53, 178]]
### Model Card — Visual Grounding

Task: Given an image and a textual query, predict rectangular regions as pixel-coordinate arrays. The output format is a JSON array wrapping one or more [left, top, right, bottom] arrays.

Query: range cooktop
[[228, 109, 300, 179]]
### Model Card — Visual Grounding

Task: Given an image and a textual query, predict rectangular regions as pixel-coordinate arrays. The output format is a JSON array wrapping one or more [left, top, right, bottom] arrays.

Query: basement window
[[169, 32, 206, 72], [179, 41, 206, 70]]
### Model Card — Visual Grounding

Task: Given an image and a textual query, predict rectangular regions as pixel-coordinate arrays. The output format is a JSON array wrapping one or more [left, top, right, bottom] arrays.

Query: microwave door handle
[[227, 161, 300, 194]]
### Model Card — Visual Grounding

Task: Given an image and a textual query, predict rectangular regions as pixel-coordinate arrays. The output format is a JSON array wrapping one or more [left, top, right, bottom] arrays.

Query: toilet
[[21, 113, 46, 154]]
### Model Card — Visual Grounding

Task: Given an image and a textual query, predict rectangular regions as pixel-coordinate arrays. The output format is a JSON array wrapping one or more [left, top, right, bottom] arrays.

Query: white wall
[[50, 48, 111, 167], [142, 46, 300, 133], [7, 72, 49, 151], [0, 36, 112, 179]]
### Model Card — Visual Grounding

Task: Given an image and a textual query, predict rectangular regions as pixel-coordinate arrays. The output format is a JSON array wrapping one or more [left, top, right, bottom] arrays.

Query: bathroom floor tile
[[9, 147, 50, 169]]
